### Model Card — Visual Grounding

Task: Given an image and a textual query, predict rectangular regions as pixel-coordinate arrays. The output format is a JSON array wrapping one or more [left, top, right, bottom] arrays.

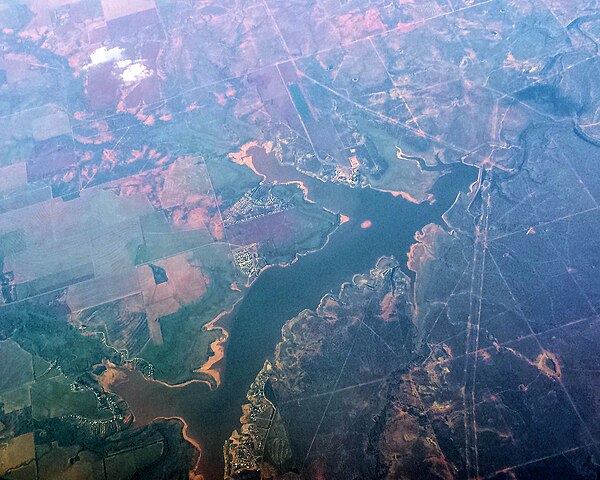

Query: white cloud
[[83, 47, 152, 85], [87, 46, 124, 68], [121, 62, 152, 84]]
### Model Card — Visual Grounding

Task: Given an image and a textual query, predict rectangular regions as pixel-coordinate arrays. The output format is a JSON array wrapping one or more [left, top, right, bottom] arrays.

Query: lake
[[111, 158, 477, 479]]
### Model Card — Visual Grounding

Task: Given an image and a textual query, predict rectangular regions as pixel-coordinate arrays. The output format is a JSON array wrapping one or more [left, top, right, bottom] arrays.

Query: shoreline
[[100, 367, 206, 477]]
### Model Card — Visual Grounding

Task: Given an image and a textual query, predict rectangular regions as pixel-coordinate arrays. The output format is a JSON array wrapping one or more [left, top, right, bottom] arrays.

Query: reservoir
[[111, 159, 477, 479]]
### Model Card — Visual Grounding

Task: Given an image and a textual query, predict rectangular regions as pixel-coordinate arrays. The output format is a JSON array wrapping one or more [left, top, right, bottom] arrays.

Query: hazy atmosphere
[[1, 0, 600, 479]]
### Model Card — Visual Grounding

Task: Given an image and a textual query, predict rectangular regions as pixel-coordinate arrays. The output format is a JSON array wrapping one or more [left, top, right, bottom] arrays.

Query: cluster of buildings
[[223, 186, 289, 226], [224, 362, 275, 478], [232, 245, 262, 278]]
